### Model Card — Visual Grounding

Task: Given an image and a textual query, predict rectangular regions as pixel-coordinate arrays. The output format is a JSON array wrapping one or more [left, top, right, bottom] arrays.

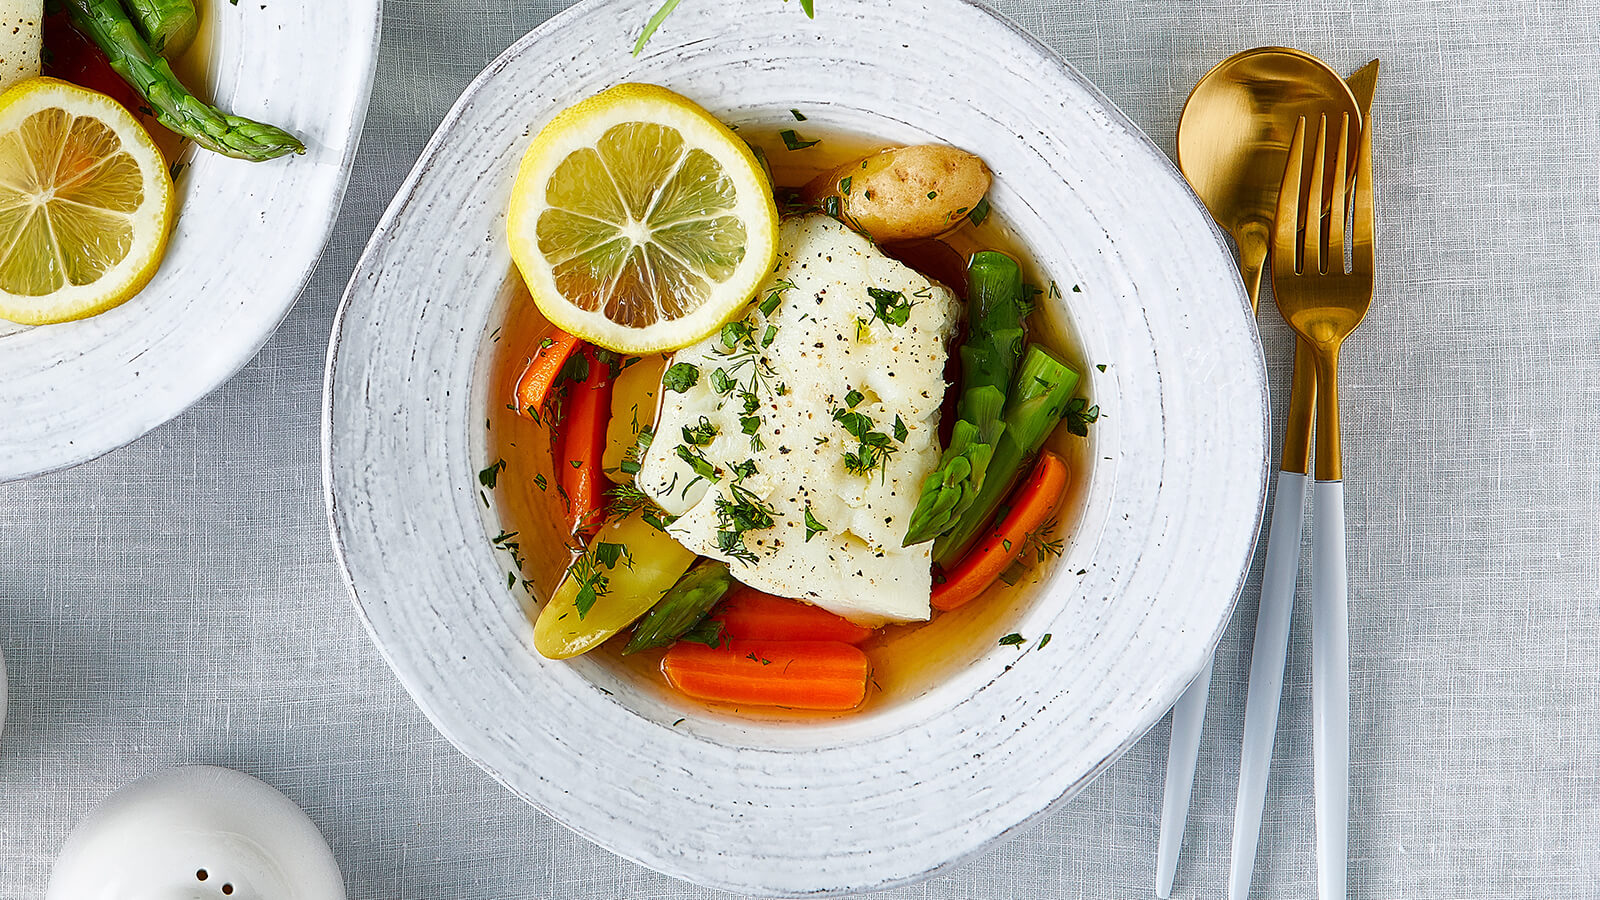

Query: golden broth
[[485, 126, 1096, 719]]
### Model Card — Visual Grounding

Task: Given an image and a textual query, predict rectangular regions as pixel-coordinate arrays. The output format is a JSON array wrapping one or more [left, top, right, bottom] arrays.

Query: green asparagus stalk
[[902, 251, 1027, 546], [123, 0, 198, 57], [623, 560, 734, 655], [933, 345, 1080, 566], [62, 0, 304, 161]]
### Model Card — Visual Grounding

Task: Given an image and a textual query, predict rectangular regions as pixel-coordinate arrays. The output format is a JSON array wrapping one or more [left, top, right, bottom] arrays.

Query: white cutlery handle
[[1312, 479, 1350, 900], [1155, 655, 1213, 898], [1227, 470, 1309, 900]]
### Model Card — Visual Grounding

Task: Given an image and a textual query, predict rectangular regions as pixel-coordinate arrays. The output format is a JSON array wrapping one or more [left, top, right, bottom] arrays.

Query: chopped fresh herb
[[1096, 364, 1107, 372], [804, 503, 827, 542], [675, 444, 719, 480], [844, 388, 865, 409], [762, 324, 778, 347], [508, 572, 516, 589], [568, 459, 582, 469], [740, 415, 762, 435], [571, 541, 633, 617], [710, 367, 736, 394], [790, 108, 807, 121], [855, 318, 872, 342], [832, 402, 898, 479], [533, 473, 548, 491], [721, 320, 752, 348], [780, 128, 819, 150], [682, 417, 719, 446], [866, 286, 912, 327], [800, 0, 814, 17], [606, 483, 652, 519], [477, 458, 506, 489], [631, 0, 684, 55], [893, 415, 908, 443], [998, 632, 1026, 647], [1064, 398, 1101, 437], [729, 458, 759, 481], [1023, 516, 1065, 565], [759, 279, 794, 316], [1048, 281, 1062, 299], [620, 426, 654, 476], [1038, 633, 1053, 649], [714, 482, 776, 564], [968, 196, 991, 226], [926, 190, 938, 200], [1073, 284, 1082, 292], [740, 391, 760, 415], [662, 362, 700, 393], [839, 176, 852, 195]]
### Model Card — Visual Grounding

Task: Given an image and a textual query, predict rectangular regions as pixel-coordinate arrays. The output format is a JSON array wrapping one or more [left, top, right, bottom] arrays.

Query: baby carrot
[[712, 587, 875, 644], [560, 349, 614, 539], [512, 327, 581, 420], [932, 450, 1068, 611], [661, 640, 870, 710]]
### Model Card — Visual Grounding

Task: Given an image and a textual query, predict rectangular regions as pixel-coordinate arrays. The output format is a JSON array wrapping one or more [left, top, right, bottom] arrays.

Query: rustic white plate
[[0, 2, 381, 482], [324, 0, 1267, 894]]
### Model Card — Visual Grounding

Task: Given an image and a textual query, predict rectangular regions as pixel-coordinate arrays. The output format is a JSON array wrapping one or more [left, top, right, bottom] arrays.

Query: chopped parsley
[[477, 458, 506, 489], [779, 128, 819, 150], [893, 415, 908, 442], [832, 392, 898, 479], [533, 473, 548, 491], [682, 417, 718, 446], [571, 541, 632, 617], [998, 633, 1026, 647], [803, 503, 827, 542], [710, 367, 736, 394], [790, 108, 807, 121], [839, 176, 852, 195], [675, 444, 719, 480], [968, 196, 991, 226], [1037, 633, 1053, 650], [662, 363, 700, 393], [619, 426, 654, 476], [866, 286, 912, 327], [714, 482, 776, 565], [1063, 398, 1101, 437], [758, 279, 794, 317], [677, 618, 726, 649]]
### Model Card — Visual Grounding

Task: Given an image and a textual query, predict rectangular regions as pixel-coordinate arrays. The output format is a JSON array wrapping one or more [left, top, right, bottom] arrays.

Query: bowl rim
[[322, 0, 1268, 892]]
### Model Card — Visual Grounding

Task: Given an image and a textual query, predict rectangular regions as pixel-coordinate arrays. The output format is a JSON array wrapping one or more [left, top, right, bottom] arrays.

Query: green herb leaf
[[998, 632, 1025, 647], [1037, 633, 1053, 649], [804, 504, 827, 542], [780, 129, 819, 150], [844, 388, 865, 409], [477, 458, 506, 489], [866, 286, 912, 327], [675, 444, 719, 479], [710, 367, 736, 394], [1064, 398, 1101, 437], [839, 176, 852, 195], [632, 0, 684, 55], [968, 196, 991, 226], [790, 108, 807, 121], [893, 415, 908, 442], [662, 362, 699, 392], [682, 417, 718, 446]]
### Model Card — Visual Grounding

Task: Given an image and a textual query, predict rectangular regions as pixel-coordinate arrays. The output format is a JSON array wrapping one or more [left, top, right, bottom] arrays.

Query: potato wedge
[[801, 145, 991, 243]]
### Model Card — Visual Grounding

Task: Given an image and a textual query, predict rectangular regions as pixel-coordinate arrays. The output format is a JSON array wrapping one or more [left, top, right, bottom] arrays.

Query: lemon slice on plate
[[0, 78, 175, 326], [507, 83, 778, 353]]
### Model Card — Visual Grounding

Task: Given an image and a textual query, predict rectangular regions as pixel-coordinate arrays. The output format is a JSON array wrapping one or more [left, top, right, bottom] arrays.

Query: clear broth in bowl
[[484, 126, 1095, 718]]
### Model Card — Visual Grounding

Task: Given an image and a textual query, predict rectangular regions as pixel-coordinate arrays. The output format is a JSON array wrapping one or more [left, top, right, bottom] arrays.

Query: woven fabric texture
[[3, 1, 1598, 897]]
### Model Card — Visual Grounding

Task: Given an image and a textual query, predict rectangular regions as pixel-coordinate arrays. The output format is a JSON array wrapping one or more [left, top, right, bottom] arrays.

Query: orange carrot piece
[[560, 350, 614, 539], [512, 328, 581, 419], [932, 450, 1069, 611], [712, 587, 875, 644], [661, 640, 869, 710]]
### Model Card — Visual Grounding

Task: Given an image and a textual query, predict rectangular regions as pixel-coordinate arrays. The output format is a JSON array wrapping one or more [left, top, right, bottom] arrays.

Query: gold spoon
[[1156, 47, 1362, 900]]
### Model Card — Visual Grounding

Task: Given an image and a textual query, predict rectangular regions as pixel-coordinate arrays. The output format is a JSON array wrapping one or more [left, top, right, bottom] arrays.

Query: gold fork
[[1272, 111, 1374, 900]]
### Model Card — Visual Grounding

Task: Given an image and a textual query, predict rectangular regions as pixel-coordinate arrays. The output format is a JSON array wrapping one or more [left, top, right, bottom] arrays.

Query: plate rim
[[322, 0, 1268, 892]]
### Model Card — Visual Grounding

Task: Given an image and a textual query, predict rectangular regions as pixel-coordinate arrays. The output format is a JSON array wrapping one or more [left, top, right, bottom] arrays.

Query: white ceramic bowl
[[0, 2, 381, 482], [324, 0, 1268, 894]]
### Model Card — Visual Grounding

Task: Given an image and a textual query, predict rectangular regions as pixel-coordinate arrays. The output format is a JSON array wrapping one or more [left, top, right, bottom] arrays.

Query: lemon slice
[[507, 83, 778, 353], [0, 78, 174, 326]]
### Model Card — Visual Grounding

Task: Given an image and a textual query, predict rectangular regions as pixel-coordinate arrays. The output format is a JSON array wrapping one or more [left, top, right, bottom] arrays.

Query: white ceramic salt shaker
[[47, 765, 346, 900]]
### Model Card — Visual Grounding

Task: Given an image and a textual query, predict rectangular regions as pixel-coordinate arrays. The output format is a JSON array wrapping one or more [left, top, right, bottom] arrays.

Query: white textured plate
[[0, 1, 381, 482], [324, 0, 1267, 894]]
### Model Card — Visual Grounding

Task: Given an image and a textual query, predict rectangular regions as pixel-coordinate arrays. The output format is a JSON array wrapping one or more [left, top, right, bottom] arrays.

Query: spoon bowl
[[1177, 46, 1360, 308]]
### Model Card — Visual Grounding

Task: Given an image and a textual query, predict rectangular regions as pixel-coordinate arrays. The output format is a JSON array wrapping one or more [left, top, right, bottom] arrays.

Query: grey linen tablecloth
[[4, 1, 1599, 897]]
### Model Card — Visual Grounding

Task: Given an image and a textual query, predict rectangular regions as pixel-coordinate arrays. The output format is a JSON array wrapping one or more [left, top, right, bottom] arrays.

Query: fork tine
[[1352, 108, 1375, 277], [1328, 113, 1350, 274], [1303, 115, 1328, 275], [1275, 117, 1307, 276]]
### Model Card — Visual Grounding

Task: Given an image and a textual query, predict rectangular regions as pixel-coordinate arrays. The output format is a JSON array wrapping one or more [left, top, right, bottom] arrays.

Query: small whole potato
[[801, 145, 991, 243]]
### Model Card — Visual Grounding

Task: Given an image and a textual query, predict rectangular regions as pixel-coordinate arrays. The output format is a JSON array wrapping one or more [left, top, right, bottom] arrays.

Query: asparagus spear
[[902, 251, 1027, 545], [62, 0, 304, 161], [123, 0, 197, 57], [624, 560, 734, 655], [933, 344, 1080, 566]]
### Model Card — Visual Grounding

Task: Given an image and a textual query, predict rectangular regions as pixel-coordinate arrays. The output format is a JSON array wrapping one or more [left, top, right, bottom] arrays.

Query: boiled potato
[[801, 145, 991, 243]]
